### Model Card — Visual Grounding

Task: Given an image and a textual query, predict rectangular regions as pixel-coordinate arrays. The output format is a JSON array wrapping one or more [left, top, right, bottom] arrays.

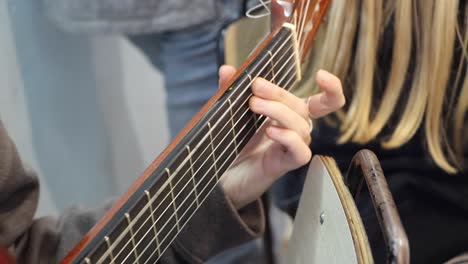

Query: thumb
[[307, 69, 346, 118], [218, 65, 237, 88]]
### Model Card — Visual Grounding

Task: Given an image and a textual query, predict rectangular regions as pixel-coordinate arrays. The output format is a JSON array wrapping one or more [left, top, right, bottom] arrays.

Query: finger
[[250, 97, 311, 142], [218, 65, 237, 88], [266, 126, 312, 172], [252, 78, 309, 119], [308, 69, 346, 118]]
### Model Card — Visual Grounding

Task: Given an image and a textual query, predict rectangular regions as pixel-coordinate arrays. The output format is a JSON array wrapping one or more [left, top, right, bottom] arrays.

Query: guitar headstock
[[271, 0, 331, 62]]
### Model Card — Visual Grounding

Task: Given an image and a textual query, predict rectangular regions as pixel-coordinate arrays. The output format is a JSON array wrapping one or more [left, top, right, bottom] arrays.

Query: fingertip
[[220, 65, 236, 77], [252, 77, 268, 90], [315, 70, 345, 107], [316, 69, 341, 90], [316, 69, 331, 83], [219, 65, 237, 87], [219, 64, 235, 73]]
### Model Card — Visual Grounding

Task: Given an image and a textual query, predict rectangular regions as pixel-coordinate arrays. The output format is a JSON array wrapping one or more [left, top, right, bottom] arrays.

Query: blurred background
[[0, 0, 170, 216]]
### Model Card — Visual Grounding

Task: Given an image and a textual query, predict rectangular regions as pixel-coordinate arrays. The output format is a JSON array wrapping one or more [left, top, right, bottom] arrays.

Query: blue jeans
[[129, 23, 223, 136], [128, 11, 265, 264]]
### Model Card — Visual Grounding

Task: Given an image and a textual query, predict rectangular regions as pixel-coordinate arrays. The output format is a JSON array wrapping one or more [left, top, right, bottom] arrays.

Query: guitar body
[[286, 156, 372, 264], [286, 151, 409, 264]]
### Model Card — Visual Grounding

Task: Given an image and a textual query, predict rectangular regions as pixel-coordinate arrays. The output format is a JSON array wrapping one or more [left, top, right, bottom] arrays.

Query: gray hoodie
[[43, 0, 246, 34]]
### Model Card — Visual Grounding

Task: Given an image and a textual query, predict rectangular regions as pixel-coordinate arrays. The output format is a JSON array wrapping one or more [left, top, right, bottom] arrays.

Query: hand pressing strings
[[218, 65, 345, 210]]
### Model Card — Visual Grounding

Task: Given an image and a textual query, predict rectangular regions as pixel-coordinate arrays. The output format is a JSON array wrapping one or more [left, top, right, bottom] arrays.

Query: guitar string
[[123, 49, 300, 264], [140, 66, 300, 264], [300, 0, 313, 55], [297, 0, 309, 48], [299, 0, 321, 55], [246, 0, 271, 19], [95, 30, 297, 264]]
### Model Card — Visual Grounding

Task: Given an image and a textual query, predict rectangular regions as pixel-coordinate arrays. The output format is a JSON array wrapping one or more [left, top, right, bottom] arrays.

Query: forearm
[[170, 186, 265, 263]]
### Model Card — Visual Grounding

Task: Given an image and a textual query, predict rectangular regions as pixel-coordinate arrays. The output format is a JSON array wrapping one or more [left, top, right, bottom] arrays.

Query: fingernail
[[317, 69, 331, 82], [218, 65, 226, 76]]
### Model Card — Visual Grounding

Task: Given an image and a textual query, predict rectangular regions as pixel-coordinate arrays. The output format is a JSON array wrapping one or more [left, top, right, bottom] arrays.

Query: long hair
[[295, 0, 467, 173]]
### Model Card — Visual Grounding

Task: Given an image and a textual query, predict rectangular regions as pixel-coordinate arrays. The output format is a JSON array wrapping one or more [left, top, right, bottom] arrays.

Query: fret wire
[[267, 50, 277, 84], [104, 236, 115, 264], [227, 98, 240, 155], [207, 122, 219, 180], [125, 213, 140, 263], [95, 28, 298, 264], [135, 71, 299, 264], [186, 146, 200, 207], [166, 168, 180, 232], [144, 190, 161, 257]]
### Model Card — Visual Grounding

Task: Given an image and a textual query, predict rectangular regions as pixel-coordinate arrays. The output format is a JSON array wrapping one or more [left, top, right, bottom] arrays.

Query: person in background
[[270, 1, 467, 263], [45, 0, 251, 137]]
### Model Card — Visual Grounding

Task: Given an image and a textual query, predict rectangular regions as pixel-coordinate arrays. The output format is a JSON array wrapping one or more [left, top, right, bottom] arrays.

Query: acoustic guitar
[[0, 2, 410, 263], [57, 1, 331, 263]]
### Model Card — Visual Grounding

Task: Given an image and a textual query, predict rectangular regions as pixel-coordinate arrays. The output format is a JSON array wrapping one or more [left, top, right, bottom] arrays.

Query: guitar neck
[[63, 23, 301, 264]]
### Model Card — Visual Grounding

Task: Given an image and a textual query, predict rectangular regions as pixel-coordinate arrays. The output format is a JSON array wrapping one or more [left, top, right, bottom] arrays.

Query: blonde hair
[[296, 0, 467, 173]]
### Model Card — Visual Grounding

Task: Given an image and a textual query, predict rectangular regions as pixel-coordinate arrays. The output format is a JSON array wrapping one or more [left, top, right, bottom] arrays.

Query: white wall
[[0, 0, 57, 216], [0, 0, 170, 215], [92, 36, 170, 193]]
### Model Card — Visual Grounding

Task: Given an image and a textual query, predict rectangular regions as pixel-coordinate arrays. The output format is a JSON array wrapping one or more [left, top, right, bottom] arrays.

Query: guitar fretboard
[[76, 23, 301, 264]]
